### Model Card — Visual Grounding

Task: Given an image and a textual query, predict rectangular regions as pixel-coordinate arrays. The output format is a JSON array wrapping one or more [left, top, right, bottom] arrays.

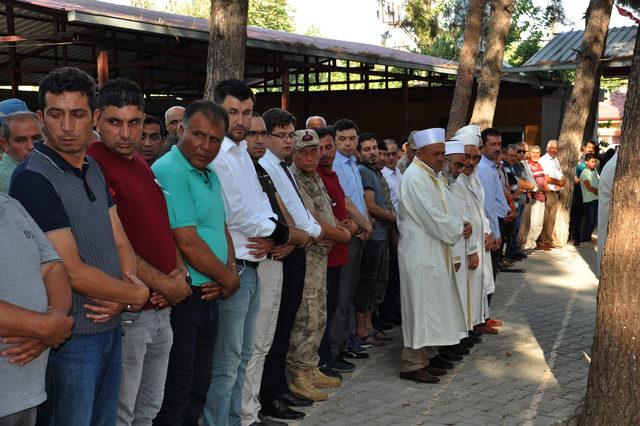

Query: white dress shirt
[[381, 166, 402, 214], [539, 153, 563, 191], [259, 149, 321, 238], [211, 137, 276, 261]]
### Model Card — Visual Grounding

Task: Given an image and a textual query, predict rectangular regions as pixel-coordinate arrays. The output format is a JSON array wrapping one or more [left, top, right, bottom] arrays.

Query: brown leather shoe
[[399, 368, 440, 384]]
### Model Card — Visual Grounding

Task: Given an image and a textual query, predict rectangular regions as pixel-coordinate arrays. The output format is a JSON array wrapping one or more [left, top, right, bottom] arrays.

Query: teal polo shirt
[[152, 145, 228, 286]]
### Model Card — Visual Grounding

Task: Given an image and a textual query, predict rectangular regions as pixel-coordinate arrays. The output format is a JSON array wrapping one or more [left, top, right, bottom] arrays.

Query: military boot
[[288, 368, 328, 401], [309, 367, 341, 388]]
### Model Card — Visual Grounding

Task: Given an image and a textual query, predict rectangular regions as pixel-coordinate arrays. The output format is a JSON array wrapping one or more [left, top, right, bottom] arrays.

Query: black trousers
[[381, 241, 401, 318], [569, 188, 584, 241], [154, 292, 218, 426], [260, 247, 306, 402], [355, 240, 385, 313], [318, 266, 342, 365]]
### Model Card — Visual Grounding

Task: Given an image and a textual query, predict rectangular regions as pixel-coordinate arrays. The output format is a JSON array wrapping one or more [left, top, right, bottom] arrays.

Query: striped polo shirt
[[10, 142, 122, 335]]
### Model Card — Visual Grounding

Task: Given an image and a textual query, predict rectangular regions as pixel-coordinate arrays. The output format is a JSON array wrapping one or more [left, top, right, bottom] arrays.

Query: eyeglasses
[[445, 157, 465, 169], [465, 155, 481, 162], [168, 119, 182, 126], [142, 132, 162, 142], [247, 130, 269, 138], [517, 149, 527, 154], [270, 132, 296, 140]]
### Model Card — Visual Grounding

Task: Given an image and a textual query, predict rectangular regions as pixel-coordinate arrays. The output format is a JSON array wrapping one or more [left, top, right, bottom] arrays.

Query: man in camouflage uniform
[[287, 130, 352, 401]]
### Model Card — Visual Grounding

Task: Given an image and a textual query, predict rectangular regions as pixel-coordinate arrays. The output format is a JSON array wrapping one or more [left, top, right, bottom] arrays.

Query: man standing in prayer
[[454, 125, 497, 335], [444, 139, 479, 349], [398, 127, 466, 384]]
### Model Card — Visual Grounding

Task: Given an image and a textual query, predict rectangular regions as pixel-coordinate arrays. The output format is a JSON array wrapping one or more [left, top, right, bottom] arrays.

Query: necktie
[[279, 161, 310, 218]]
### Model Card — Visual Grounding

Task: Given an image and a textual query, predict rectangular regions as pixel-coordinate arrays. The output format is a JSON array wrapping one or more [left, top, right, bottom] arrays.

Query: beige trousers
[[400, 346, 438, 372]]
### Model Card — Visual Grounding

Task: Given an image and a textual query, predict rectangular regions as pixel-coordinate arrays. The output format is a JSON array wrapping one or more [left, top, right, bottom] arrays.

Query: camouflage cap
[[293, 129, 320, 150]]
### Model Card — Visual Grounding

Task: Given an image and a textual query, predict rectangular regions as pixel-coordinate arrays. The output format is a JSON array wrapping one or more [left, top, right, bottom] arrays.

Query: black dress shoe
[[429, 355, 454, 370], [438, 349, 463, 361], [470, 334, 482, 343], [329, 356, 356, 373], [276, 390, 313, 407], [444, 344, 470, 356], [460, 337, 474, 349], [340, 349, 370, 359], [425, 365, 447, 376], [260, 399, 305, 420], [469, 330, 482, 338]]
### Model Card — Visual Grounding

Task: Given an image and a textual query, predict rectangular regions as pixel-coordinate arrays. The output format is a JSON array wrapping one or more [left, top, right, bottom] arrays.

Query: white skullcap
[[413, 128, 445, 149], [454, 124, 481, 138], [445, 140, 466, 155], [451, 133, 480, 147]]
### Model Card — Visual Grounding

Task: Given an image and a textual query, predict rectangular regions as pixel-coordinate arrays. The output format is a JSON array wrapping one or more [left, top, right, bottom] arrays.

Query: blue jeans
[[37, 327, 122, 426], [203, 264, 260, 426]]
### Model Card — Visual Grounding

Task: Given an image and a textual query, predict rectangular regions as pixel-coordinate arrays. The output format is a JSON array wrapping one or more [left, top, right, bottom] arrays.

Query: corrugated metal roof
[[506, 26, 637, 73], [11, 0, 459, 75]]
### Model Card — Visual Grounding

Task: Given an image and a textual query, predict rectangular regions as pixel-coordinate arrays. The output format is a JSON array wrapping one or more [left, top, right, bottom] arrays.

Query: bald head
[[165, 106, 185, 138], [305, 116, 326, 130]]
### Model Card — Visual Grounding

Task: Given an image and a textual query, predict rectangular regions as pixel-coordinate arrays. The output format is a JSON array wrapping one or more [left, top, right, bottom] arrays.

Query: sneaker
[[331, 355, 357, 372], [347, 335, 369, 351], [319, 362, 345, 379]]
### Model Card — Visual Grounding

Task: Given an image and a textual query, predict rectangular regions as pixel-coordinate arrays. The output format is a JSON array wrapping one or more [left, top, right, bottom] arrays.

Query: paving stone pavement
[[293, 245, 599, 426]]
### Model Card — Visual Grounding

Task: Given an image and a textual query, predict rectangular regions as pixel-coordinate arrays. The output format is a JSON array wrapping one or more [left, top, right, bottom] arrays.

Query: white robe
[[398, 158, 466, 348], [451, 174, 485, 328], [597, 152, 618, 274], [466, 171, 495, 320]]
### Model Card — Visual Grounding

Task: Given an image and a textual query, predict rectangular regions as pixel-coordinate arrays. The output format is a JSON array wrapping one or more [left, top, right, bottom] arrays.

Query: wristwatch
[[185, 271, 192, 285]]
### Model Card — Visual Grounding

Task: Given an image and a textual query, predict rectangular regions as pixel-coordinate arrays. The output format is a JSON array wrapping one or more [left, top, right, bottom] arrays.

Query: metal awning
[[505, 26, 637, 74]]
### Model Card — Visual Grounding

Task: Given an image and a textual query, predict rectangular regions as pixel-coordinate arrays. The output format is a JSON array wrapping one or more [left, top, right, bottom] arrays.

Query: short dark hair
[[584, 153, 598, 162], [252, 111, 261, 118], [481, 127, 501, 144], [333, 119, 359, 135], [183, 100, 229, 133], [377, 139, 387, 151], [583, 140, 597, 148], [262, 108, 296, 133], [96, 78, 144, 111], [315, 127, 334, 140], [357, 132, 376, 151], [144, 114, 166, 136], [213, 79, 256, 105], [38, 66, 96, 111]]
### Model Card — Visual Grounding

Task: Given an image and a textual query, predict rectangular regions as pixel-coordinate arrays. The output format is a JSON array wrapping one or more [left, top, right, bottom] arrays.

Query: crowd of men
[[0, 65, 612, 426]]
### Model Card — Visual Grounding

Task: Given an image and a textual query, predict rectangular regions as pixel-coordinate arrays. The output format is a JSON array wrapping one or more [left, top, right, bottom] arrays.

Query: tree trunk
[[203, 0, 249, 100], [582, 73, 602, 143], [554, 0, 613, 246], [446, 0, 486, 138], [469, 0, 514, 130], [579, 25, 640, 425]]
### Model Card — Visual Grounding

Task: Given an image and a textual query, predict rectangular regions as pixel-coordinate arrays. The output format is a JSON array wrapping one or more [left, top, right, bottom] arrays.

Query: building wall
[[255, 84, 548, 145]]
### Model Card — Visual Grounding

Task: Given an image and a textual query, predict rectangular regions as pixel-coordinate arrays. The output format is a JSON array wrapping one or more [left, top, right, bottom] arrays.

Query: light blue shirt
[[475, 155, 510, 239], [332, 151, 366, 215]]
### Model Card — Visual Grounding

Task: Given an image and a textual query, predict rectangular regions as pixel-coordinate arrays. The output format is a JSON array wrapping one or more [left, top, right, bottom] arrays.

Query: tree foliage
[[400, 0, 567, 66], [130, 0, 294, 32]]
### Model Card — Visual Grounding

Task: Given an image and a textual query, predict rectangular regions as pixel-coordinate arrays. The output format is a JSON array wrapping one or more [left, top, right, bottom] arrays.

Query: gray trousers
[[117, 308, 173, 426], [0, 407, 36, 426], [328, 237, 364, 355]]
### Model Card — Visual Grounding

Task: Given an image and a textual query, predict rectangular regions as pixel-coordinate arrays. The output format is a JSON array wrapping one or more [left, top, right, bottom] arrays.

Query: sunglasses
[[517, 150, 527, 154]]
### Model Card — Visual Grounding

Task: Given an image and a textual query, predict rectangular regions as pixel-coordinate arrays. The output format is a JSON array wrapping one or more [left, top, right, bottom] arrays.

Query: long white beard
[[443, 163, 458, 185]]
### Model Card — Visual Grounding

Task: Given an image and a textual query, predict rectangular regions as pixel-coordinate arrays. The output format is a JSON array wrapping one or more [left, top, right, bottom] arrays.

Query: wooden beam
[[402, 77, 409, 136], [97, 47, 109, 87], [303, 56, 310, 119], [6, 5, 19, 97], [281, 65, 290, 111]]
